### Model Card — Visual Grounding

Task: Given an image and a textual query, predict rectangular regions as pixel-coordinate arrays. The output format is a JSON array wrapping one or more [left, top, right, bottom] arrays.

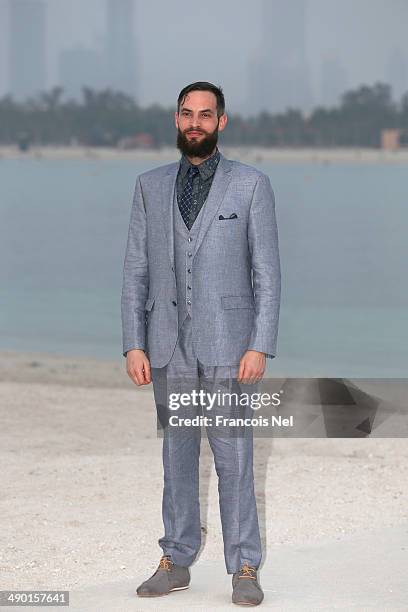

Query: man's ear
[[218, 113, 228, 132], [174, 111, 179, 129]]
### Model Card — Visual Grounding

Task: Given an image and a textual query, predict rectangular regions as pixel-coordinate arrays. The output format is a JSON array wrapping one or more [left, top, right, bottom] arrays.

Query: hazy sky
[[1, 0, 408, 114]]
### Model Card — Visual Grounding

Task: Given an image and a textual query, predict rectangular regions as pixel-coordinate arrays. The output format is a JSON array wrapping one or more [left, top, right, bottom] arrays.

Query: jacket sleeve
[[121, 176, 149, 357], [247, 172, 281, 359]]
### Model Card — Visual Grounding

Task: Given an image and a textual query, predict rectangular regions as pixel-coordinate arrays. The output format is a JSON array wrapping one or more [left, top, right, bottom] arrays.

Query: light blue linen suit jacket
[[121, 150, 281, 368]]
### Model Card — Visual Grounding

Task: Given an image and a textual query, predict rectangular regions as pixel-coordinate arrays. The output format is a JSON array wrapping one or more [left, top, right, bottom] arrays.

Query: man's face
[[175, 90, 227, 158]]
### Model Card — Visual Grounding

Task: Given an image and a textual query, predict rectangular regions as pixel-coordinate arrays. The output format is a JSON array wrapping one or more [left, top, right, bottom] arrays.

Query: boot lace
[[158, 555, 173, 571], [239, 563, 257, 579]]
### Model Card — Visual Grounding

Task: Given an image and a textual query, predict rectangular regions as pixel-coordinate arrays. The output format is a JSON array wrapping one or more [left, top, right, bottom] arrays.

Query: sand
[[0, 349, 407, 593]]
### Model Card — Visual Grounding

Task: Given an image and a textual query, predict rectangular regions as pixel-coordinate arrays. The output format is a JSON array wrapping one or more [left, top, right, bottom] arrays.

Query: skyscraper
[[105, 0, 138, 100], [8, 0, 47, 99], [248, 0, 313, 115]]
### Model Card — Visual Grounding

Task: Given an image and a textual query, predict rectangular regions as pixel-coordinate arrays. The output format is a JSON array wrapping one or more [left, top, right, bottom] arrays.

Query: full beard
[[176, 125, 219, 158]]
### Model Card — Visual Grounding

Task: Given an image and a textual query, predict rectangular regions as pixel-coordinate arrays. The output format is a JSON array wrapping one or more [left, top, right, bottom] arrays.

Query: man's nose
[[190, 116, 202, 127]]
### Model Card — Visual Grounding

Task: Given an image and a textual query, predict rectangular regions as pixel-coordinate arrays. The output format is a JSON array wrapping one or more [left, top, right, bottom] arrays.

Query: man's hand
[[126, 349, 151, 386], [237, 350, 266, 384]]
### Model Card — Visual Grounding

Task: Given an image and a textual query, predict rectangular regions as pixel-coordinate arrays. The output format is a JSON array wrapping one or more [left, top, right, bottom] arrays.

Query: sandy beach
[[1, 348, 407, 598], [1, 144, 408, 164]]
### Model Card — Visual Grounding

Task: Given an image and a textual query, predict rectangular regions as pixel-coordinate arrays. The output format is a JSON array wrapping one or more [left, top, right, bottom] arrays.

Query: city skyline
[[1, 0, 408, 115], [58, 0, 138, 100]]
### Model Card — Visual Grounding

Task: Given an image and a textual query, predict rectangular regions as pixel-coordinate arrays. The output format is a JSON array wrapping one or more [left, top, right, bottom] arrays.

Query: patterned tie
[[178, 165, 200, 230]]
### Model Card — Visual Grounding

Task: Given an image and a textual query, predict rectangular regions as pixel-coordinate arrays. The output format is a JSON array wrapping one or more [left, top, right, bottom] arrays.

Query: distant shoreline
[[1, 144, 408, 164]]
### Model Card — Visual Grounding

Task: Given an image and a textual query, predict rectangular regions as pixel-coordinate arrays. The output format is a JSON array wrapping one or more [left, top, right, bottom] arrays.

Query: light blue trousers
[[151, 314, 262, 574]]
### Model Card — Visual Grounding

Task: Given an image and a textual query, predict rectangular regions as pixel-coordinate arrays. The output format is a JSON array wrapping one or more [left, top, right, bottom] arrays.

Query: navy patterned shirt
[[176, 146, 220, 228]]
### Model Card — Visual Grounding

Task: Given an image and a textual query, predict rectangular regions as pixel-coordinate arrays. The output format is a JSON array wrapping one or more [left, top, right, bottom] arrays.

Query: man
[[121, 81, 281, 606]]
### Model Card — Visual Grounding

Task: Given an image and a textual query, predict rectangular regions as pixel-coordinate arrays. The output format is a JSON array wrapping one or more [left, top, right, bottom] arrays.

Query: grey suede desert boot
[[232, 564, 264, 606], [136, 555, 190, 597]]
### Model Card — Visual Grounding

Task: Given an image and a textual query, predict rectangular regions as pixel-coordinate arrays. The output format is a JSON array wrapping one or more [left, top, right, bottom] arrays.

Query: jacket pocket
[[145, 296, 156, 311], [221, 295, 255, 310]]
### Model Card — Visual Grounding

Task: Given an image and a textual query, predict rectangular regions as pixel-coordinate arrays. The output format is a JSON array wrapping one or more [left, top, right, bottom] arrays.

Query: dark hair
[[177, 82, 225, 117]]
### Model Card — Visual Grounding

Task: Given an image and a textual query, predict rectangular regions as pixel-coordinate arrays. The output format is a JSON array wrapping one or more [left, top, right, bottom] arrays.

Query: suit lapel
[[161, 163, 179, 270], [193, 152, 233, 258], [160, 151, 233, 268]]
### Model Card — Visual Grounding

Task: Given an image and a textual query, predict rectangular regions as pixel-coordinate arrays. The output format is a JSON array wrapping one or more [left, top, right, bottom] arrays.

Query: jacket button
[[172, 300, 177, 306], [187, 252, 192, 257], [188, 237, 192, 242], [187, 268, 191, 274], [187, 300, 191, 305], [187, 285, 191, 290]]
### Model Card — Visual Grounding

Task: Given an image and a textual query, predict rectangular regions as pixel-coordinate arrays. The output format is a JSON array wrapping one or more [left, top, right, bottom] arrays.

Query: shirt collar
[[179, 146, 220, 181]]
